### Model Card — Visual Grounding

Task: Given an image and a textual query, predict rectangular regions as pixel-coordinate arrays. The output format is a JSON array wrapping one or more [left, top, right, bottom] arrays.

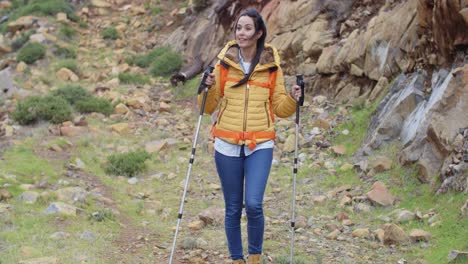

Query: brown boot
[[247, 254, 261, 264], [233, 259, 246, 264]]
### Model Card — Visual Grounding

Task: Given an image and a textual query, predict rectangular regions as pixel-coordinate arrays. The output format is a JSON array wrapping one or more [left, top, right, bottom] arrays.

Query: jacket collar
[[217, 40, 280, 71]]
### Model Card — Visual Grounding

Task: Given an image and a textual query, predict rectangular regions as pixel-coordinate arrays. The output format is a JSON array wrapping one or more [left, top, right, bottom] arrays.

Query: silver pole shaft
[[290, 105, 300, 264], [169, 87, 208, 264]]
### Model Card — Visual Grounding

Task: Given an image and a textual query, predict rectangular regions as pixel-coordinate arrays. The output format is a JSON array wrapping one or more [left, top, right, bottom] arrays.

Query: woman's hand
[[290, 84, 302, 101], [204, 73, 216, 86]]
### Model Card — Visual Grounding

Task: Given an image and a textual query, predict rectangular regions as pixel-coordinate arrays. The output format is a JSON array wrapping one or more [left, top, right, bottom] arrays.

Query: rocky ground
[[0, 1, 467, 264]]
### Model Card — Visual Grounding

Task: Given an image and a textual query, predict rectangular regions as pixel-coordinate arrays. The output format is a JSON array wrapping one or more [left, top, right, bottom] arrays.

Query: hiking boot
[[247, 254, 261, 264], [233, 259, 246, 264]]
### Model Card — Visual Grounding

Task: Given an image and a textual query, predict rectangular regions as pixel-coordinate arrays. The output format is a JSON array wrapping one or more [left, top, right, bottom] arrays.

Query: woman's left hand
[[290, 84, 302, 101]]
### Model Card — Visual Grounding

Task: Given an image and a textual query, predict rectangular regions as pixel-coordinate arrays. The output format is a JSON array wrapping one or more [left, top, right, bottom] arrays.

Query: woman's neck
[[240, 46, 256, 63]]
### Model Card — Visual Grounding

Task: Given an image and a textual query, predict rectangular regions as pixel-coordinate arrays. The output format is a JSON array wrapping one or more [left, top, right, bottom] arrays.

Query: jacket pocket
[[217, 99, 228, 125], [264, 102, 271, 127]]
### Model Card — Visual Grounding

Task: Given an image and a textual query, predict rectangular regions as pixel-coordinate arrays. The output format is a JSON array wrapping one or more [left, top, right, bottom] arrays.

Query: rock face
[[363, 64, 468, 190]]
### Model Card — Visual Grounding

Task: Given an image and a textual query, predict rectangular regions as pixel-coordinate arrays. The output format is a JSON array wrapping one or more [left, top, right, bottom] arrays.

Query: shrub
[[15, 0, 74, 18], [59, 24, 76, 40], [17, 42, 46, 64], [52, 45, 76, 59], [74, 97, 113, 116], [11, 31, 33, 51], [105, 150, 151, 177], [12, 95, 72, 125], [101, 27, 119, 40], [133, 46, 172, 68], [11, 96, 43, 125], [38, 95, 73, 124], [118, 73, 150, 85], [51, 85, 90, 105], [54, 59, 78, 73], [150, 50, 183, 77]]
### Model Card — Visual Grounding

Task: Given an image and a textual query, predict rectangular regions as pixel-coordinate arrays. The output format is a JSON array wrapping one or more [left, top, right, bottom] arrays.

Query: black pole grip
[[296, 75, 305, 106], [197, 66, 215, 94]]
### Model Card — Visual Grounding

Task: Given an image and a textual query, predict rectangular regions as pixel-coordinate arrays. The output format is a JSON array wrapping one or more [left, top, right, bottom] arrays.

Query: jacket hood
[[217, 40, 280, 71]]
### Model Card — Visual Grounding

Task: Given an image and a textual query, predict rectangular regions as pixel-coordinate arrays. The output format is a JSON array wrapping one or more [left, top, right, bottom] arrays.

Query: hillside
[[0, 1, 467, 264]]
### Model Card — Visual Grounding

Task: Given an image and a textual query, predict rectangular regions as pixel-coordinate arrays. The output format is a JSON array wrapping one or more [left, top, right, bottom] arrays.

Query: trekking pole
[[290, 75, 305, 264], [169, 65, 214, 264]]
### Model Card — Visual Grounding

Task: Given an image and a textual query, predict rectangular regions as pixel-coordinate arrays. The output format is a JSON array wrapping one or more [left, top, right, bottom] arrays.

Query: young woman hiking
[[199, 8, 302, 264]]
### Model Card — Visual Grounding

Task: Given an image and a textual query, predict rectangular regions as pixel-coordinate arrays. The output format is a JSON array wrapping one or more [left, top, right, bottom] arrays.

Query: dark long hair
[[233, 9, 267, 87]]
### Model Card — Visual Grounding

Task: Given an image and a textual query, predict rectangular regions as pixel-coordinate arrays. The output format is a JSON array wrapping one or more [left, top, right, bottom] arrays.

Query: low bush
[[105, 150, 151, 177], [132, 46, 172, 68], [16, 42, 46, 64], [15, 0, 74, 18], [52, 45, 76, 59], [54, 59, 78, 73], [101, 27, 119, 40], [150, 49, 183, 77], [38, 95, 73, 124], [11, 31, 33, 51], [74, 97, 113, 116], [118, 73, 150, 85], [51, 85, 90, 105], [58, 24, 76, 40], [12, 95, 72, 125]]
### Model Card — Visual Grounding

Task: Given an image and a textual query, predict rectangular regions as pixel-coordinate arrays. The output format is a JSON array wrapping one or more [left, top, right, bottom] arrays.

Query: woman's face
[[236, 16, 262, 50]]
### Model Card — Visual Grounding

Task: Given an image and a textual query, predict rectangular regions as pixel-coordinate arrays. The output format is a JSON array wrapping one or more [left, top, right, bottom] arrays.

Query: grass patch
[[16, 42, 46, 64], [74, 97, 113, 116], [333, 100, 379, 157], [51, 84, 91, 105], [101, 26, 119, 40], [11, 95, 73, 125], [58, 23, 76, 40], [171, 76, 200, 100], [128, 46, 172, 68], [118, 72, 150, 85], [14, 0, 74, 17], [11, 30, 33, 51], [105, 150, 151, 177], [52, 44, 76, 59], [54, 59, 78, 73], [149, 49, 183, 77], [0, 0, 75, 33], [52, 85, 113, 115], [0, 145, 61, 186]]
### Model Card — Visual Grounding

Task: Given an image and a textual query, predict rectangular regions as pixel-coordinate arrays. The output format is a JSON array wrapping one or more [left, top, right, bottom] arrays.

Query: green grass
[[101, 27, 119, 40], [0, 0, 75, 33], [171, 76, 201, 99], [16, 42, 46, 64], [118, 73, 150, 85], [54, 59, 78, 73], [0, 145, 61, 189], [333, 100, 379, 157], [58, 24, 76, 40]]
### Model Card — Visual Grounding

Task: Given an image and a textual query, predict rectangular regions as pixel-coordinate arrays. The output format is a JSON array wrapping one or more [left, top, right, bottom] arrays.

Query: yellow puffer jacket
[[198, 40, 296, 149]]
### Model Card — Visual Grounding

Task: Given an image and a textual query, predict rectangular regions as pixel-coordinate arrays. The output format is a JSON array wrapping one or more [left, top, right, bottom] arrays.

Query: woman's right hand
[[204, 73, 216, 86]]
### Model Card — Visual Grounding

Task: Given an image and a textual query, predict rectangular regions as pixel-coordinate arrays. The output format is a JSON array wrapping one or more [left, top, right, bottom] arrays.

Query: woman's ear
[[256, 30, 263, 40]]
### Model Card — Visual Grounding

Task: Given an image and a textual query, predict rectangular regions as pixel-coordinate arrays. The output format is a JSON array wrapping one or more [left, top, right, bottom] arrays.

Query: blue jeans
[[214, 148, 273, 260]]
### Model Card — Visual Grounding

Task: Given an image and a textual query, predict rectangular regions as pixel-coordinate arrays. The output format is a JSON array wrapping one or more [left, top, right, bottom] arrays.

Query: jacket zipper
[[217, 99, 228, 124], [243, 83, 250, 134], [264, 102, 270, 127]]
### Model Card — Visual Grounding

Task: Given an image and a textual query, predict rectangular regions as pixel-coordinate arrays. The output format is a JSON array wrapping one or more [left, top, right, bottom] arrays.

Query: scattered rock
[[198, 207, 224, 226], [396, 210, 416, 223], [367, 181, 395, 206], [383, 223, 409, 245], [44, 202, 78, 216], [409, 229, 432, 242], [448, 250, 468, 263]]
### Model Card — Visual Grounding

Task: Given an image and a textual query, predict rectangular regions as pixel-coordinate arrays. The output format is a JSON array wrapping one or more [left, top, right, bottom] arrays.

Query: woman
[[199, 8, 302, 264]]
